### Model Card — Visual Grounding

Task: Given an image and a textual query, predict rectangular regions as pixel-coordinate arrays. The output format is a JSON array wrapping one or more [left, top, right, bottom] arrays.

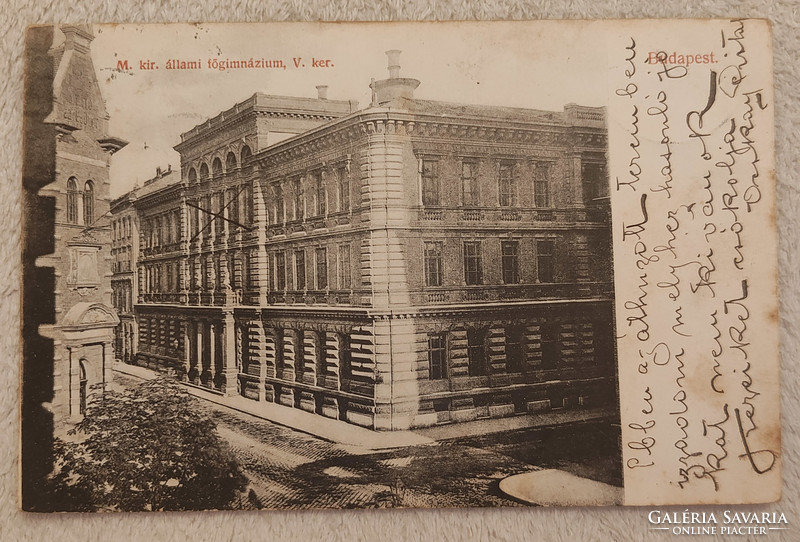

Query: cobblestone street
[[199, 401, 622, 510]]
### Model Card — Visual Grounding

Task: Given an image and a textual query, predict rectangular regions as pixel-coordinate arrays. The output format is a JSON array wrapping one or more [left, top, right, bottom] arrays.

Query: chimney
[[386, 49, 401, 78], [316, 85, 328, 100], [156, 167, 162, 176], [369, 50, 421, 105]]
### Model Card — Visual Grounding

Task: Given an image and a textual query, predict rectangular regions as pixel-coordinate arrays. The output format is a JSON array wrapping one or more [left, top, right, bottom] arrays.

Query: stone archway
[[60, 302, 119, 420]]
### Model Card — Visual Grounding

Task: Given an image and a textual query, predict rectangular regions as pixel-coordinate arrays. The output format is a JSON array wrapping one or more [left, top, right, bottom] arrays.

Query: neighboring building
[[110, 187, 140, 363], [120, 51, 614, 430], [130, 90, 355, 387], [35, 25, 127, 428]]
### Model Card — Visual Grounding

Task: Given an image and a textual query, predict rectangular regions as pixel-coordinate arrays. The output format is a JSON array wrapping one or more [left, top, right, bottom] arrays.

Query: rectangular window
[[276, 251, 286, 290], [242, 252, 251, 289], [428, 332, 447, 380], [421, 159, 440, 207], [467, 328, 488, 377], [274, 185, 284, 224], [499, 161, 516, 207], [463, 241, 483, 286], [201, 258, 208, 290], [315, 247, 328, 290], [214, 192, 224, 236], [505, 325, 524, 373], [541, 321, 559, 370], [192, 206, 200, 237], [315, 171, 326, 216], [582, 163, 607, 203], [537, 240, 555, 283], [534, 163, 551, 207], [461, 161, 479, 206], [294, 249, 306, 290], [230, 256, 239, 290], [229, 188, 239, 226], [244, 184, 253, 225], [293, 178, 304, 221], [338, 244, 351, 289], [501, 241, 520, 284], [338, 166, 350, 212], [214, 257, 222, 290], [424, 241, 443, 287]]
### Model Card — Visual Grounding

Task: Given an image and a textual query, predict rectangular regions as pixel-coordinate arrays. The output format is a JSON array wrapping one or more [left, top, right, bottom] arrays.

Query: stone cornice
[[256, 109, 606, 170], [133, 183, 183, 208], [175, 103, 350, 157]]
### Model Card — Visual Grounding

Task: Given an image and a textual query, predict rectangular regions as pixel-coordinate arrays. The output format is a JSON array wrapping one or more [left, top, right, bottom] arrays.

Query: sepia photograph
[[19, 18, 781, 519], [22, 22, 621, 512]]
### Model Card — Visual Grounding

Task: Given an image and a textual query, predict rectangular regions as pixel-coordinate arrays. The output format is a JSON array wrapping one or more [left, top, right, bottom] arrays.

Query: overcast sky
[[88, 22, 608, 197]]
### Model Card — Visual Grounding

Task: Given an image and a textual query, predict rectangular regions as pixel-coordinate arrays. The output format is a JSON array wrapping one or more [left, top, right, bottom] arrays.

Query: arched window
[[226, 151, 237, 172], [240, 145, 252, 163], [66, 177, 79, 224], [199, 163, 209, 182], [212, 157, 223, 177], [188, 167, 197, 184], [83, 181, 95, 225]]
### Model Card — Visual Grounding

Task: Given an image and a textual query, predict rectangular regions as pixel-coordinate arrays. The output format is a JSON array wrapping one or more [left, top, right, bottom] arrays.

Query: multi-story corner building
[[124, 51, 614, 430], [110, 189, 140, 363]]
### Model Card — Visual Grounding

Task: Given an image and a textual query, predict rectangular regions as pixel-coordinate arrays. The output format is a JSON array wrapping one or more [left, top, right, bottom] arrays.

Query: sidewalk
[[499, 469, 623, 506], [113, 362, 616, 451]]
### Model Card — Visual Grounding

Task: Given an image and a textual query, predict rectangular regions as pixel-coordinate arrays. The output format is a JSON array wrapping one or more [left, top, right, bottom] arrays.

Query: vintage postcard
[[20, 20, 778, 512]]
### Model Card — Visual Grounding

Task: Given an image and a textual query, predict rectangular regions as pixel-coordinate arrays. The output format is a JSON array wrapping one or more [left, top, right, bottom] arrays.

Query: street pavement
[[114, 369, 622, 510], [201, 398, 622, 510]]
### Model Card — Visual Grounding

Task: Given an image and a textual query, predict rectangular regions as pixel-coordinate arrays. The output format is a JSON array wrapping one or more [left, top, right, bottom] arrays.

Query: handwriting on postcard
[[611, 19, 780, 505]]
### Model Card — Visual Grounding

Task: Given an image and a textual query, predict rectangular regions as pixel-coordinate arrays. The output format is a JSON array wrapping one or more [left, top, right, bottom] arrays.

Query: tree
[[47, 377, 248, 512]]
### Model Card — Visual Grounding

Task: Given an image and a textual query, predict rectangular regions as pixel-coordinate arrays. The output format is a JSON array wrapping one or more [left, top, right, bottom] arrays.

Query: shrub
[[47, 377, 248, 512]]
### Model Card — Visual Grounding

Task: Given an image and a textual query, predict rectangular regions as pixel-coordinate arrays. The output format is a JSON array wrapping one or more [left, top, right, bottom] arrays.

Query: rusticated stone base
[[527, 399, 551, 412], [298, 391, 316, 413], [488, 404, 515, 418]]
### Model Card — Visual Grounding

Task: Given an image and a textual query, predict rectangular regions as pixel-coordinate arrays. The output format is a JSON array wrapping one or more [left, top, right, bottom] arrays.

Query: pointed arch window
[[83, 181, 95, 225], [66, 177, 79, 224]]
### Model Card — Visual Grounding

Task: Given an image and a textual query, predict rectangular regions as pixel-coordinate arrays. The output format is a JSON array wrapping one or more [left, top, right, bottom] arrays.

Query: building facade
[[122, 52, 614, 430], [110, 190, 139, 363], [36, 26, 127, 428]]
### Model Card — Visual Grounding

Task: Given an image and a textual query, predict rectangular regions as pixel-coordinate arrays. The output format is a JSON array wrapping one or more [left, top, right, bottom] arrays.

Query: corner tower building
[[33, 25, 128, 429]]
